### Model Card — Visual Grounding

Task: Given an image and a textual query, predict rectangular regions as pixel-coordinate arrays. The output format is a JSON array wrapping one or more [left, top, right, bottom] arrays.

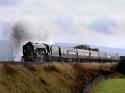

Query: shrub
[[116, 60, 125, 74]]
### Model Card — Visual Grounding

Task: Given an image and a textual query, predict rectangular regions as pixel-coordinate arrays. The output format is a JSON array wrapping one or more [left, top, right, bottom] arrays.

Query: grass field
[[0, 62, 117, 93], [92, 78, 125, 93]]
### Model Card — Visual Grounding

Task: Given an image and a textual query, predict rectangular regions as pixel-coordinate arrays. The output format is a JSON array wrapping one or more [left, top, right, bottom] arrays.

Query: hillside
[[0, 63, 117, 93]]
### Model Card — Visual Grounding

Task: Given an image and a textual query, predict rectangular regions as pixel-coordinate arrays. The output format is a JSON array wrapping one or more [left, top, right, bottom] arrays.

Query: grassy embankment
[[92, 78, 125, 93], [0, 62, 117, 93]]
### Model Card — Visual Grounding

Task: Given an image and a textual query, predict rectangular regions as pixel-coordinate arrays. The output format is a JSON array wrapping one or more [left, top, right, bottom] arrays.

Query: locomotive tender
[[22, 42, 119, 62]]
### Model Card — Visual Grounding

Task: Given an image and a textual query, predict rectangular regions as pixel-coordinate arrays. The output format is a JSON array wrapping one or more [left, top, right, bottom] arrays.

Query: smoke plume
[[11, 21, 50, 61]]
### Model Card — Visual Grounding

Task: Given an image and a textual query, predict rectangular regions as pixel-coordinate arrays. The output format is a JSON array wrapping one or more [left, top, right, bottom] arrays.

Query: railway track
[[0, 61, 118, 64], [0, 61, 48, 64]]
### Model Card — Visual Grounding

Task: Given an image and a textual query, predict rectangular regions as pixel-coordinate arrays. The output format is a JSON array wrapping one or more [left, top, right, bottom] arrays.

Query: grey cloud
[[0, 0, 21, 6], [0, 0, 124, 49], [0, 21, 11, 40], [54, 15, 76, 34], [90, 16, 117, 34]]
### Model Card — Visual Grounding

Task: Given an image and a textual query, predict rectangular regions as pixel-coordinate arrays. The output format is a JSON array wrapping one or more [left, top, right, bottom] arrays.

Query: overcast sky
[[0, 0, 125, 48]]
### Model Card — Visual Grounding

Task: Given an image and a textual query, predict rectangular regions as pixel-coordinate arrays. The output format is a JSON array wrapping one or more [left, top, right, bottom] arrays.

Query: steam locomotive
[[22, 42, 119, 62]]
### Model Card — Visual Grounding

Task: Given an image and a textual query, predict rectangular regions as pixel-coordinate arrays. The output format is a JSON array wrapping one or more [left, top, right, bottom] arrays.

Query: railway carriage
[[111, 53, 119, 61], [90, 51, 99, 59], [106, 52, 113, 61], [50, 45, 60, 61], [67, 48, 78, 62], [99, 52, 106, 59], [60, 47, 68, 61], [77, 49, 89, 61]]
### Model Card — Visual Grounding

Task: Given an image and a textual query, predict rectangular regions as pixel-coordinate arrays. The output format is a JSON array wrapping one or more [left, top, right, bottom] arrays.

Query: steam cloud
[[11, 21, 50, 61]]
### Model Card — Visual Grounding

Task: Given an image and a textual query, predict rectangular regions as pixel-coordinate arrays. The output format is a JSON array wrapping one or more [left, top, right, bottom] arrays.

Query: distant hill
[[54, 42, 125, 56], [0, 40, 14, 61]]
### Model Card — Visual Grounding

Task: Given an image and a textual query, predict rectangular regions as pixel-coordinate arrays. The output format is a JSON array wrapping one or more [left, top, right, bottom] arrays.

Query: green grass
[[92, 78, 125, 93]]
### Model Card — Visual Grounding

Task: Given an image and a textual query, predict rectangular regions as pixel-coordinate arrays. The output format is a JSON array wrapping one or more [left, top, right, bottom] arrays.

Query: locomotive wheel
[[34, 49, 46, 63], [34, 48, 49, 63], [35, 54, 45, 63], [38, 55, 45, 63]]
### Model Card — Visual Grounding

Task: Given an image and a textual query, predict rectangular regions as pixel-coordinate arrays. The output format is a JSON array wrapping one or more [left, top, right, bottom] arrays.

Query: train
[[22, 42, 119, 62]]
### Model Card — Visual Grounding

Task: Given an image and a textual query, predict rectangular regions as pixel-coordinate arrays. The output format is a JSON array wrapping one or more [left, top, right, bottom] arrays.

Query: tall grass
[[0, 62, 117, 93]]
